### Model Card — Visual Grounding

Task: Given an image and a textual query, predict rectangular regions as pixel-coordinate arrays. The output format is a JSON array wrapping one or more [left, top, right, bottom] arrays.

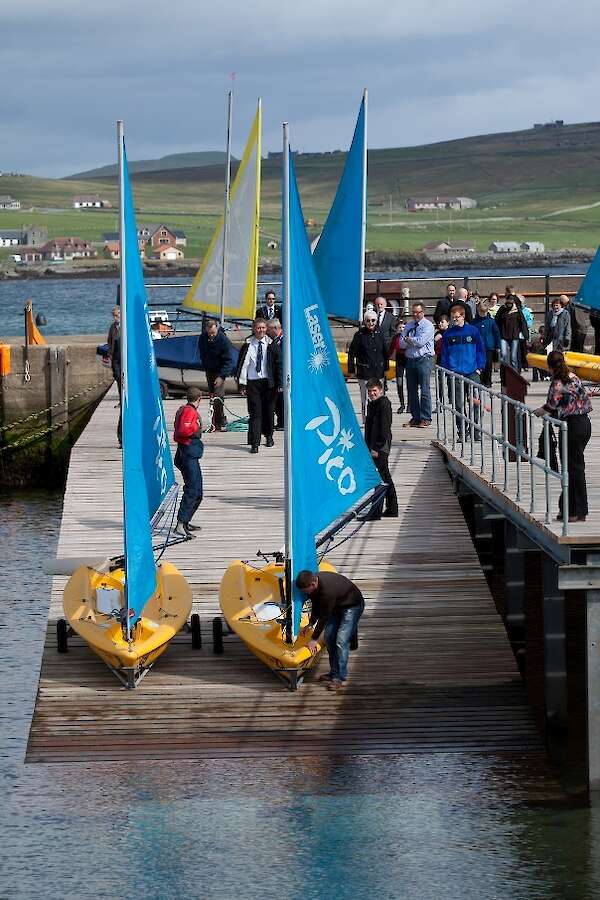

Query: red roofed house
[[41, 237, 97, 260]]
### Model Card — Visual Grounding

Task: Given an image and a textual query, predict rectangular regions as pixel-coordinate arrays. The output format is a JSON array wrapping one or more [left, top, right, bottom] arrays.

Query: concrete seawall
[[0, 343, 113, 488]]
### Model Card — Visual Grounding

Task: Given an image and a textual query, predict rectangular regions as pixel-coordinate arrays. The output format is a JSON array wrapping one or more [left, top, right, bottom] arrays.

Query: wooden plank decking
[[26, 385, 540, 763]]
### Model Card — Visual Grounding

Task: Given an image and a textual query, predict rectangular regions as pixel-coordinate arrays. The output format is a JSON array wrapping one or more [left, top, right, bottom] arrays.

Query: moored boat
[[219, 105, 385, 689], [61, 121, 192, 688]]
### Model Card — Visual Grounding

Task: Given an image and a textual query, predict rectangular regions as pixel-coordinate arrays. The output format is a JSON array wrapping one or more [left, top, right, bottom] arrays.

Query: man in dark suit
[[373, 296, 397, 348], [296, 569, 365, 691], [267, 318, 284, 430], [256, 289, 282, 322]]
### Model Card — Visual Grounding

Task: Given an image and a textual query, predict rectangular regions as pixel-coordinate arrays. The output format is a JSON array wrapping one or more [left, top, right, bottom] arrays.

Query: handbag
[[537, 425, 559, 472]]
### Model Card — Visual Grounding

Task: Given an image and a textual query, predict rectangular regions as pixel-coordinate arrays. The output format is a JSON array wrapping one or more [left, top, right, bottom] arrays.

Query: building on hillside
[[489, 241, 521, 253], [147, 224, 177, 252], [103, 239, 146, 261], [41, 237, 97, 260], [22, 225, 48, 246], [157, 245, 184, 261], [0, 230, 22, 247], [10, 247, 43, 263], [0, 196, 21, 209], [103, 226, 186, 254], [422, 240, 475, 254], [407, 196, 477, 212], [0, 225, 48, 247], [72, 195, 112, 209], [521, 241, 545, 253]]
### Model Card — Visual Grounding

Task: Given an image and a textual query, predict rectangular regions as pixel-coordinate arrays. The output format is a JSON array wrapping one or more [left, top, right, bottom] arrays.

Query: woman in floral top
[[534, 350, 592, 522]]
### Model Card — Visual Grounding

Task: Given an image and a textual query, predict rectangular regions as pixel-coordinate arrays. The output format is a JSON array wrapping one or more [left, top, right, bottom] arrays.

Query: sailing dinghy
[[155, 100, 261, 393], [62, 122, 192, 688], [219, 124, 384, 689]]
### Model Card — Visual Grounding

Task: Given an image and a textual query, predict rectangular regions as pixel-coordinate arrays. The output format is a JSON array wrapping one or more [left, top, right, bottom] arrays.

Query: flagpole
[[282, 121, 293, 644], [220, 90, 233, 326], [117, 118, 131, 639], [359, 88, 368, 323]]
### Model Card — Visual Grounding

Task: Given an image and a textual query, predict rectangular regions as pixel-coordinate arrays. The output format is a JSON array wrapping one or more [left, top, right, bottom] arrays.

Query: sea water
[[2, 273, 600, 899], [0, 267, 586, 338], [2, 489, 600, 899]]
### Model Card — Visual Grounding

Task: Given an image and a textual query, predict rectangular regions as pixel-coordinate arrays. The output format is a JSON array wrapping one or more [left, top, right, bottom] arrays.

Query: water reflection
[[2, 491, 600, 899]]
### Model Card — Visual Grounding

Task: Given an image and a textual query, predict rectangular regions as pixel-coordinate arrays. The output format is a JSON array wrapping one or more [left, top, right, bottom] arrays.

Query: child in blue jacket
[[472, 298, 501, 387]]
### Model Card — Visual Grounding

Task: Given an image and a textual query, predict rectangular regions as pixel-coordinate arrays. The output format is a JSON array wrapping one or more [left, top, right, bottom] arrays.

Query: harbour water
[[0, 267, 586, 337], [2, 275, 600, 899]]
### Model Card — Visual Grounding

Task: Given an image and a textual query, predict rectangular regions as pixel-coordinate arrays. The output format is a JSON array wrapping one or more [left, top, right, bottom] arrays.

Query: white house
[[423, 240, 475, 253], [73, 195, 111, 209], [489, 241, 521, 253], [407, 196, 477, 212], [0, 195, 21, 210], [0, 229, 22, 247], [157, 246, 184, 261], [521, 241, 545, 253]]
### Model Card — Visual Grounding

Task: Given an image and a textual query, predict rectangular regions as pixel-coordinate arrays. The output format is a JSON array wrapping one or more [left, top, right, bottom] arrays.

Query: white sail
[[183, 103, 261, 320]]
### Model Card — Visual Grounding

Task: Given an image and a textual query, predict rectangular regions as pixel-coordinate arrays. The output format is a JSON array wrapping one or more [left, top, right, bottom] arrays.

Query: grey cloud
[[2, 1, 600, 175]]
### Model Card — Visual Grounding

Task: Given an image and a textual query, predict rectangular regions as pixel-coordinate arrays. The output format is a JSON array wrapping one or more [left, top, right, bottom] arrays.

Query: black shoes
[[174, 522, 193, 539], [250, 445, 259, 454], [274, 424, 284, 431], [382, 510, 399, 518], [265, 437, 275, 448], [186, 522, 201, 532]]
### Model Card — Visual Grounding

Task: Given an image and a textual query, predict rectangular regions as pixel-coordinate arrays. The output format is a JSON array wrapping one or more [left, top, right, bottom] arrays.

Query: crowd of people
[[107, 281, 595, 543]]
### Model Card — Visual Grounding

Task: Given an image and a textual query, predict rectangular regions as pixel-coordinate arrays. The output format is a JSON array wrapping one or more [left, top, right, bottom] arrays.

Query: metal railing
[[434, 366, 570, 534]]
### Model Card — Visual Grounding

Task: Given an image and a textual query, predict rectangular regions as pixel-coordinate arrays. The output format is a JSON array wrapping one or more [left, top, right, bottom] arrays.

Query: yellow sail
[[183, 102, 261, 319]]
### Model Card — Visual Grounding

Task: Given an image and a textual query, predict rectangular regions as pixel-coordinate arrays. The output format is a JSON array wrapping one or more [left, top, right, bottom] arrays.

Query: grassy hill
[[65, 151, 233, 180], [3, 120, 600, 259]]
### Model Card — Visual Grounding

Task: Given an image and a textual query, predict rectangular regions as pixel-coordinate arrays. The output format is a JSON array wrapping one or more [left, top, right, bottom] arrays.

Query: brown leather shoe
[[326, 679, 345, 691]]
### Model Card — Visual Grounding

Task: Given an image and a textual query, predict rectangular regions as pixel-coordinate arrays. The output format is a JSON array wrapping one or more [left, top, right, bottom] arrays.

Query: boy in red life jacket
[[173, 387, 204, 538]]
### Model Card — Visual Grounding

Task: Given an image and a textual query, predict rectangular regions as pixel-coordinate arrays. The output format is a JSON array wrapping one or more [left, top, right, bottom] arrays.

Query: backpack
[[173, 404, 199, 443]]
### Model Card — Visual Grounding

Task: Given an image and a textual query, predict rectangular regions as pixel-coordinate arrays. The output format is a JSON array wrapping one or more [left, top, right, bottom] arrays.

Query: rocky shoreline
[[0, 249, 594, 281], [0, 250, 595, 281]]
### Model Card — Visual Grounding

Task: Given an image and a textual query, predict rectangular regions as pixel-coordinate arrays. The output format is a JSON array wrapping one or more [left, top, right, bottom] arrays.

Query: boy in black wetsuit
[[365, 377, 398, 518]]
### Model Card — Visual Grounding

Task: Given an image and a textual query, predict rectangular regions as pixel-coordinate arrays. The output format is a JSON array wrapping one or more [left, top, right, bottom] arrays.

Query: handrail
[[434, 365, 569, 535]]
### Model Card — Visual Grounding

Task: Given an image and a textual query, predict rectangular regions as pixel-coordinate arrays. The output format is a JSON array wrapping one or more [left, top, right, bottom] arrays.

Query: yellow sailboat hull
[[219, 559, 336, 688], [63, 561, 192, 687], [527, 350, 600, 383], [337, 351, 396, 378]]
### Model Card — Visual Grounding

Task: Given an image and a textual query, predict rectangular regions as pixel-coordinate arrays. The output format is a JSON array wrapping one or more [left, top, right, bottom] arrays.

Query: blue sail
[[312, 94, 366, 321], [575, 246, 600, 311], [120, 135, 176, 633], [285, 150, 382, 636]]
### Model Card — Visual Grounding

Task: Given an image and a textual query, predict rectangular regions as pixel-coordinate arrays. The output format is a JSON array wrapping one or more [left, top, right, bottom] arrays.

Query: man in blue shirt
[[441, 304, 486, 440], [399, 301, 435, 428]]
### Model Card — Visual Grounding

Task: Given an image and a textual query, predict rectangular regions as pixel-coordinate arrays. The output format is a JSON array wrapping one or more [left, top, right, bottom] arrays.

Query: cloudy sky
[[4, 0, 600, 177]]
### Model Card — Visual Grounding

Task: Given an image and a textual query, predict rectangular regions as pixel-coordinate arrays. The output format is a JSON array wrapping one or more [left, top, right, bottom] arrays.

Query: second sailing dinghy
[[62, 122, 192, 688], [219, 125, 384, 689]]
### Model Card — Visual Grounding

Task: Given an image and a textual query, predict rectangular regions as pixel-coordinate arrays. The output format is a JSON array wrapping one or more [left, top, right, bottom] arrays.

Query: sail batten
[[118, 125, 176, 636], [183, 102, 261, 320], [283, 132, 383, 639]]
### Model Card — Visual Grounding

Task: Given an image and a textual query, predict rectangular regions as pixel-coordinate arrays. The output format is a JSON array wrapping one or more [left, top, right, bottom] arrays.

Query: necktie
[[256, 340, 263, 375], [379, 312, 383, 326]]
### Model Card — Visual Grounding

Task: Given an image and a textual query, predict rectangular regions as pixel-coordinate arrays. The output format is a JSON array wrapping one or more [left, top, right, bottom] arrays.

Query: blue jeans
[[323, 600, 365, 682], [500, 338, 520, 370], [405, 355, 433, 424], [174, 446, 203, 524]]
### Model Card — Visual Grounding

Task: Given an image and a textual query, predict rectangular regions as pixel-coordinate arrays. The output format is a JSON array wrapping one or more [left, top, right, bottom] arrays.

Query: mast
[[282, 122, 293, 644], [220, 90, 233, 326], [358, 88, 368, 323], [117, 118, 131, 639]]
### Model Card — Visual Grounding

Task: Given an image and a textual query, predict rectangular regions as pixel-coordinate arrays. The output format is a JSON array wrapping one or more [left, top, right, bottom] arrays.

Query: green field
[[3, 120, 600, 260]]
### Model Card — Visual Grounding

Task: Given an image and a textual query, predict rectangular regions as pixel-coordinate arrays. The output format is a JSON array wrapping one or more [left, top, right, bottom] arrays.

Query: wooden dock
[[26, 385, 541, 763], [433, 379, 600, 551]]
